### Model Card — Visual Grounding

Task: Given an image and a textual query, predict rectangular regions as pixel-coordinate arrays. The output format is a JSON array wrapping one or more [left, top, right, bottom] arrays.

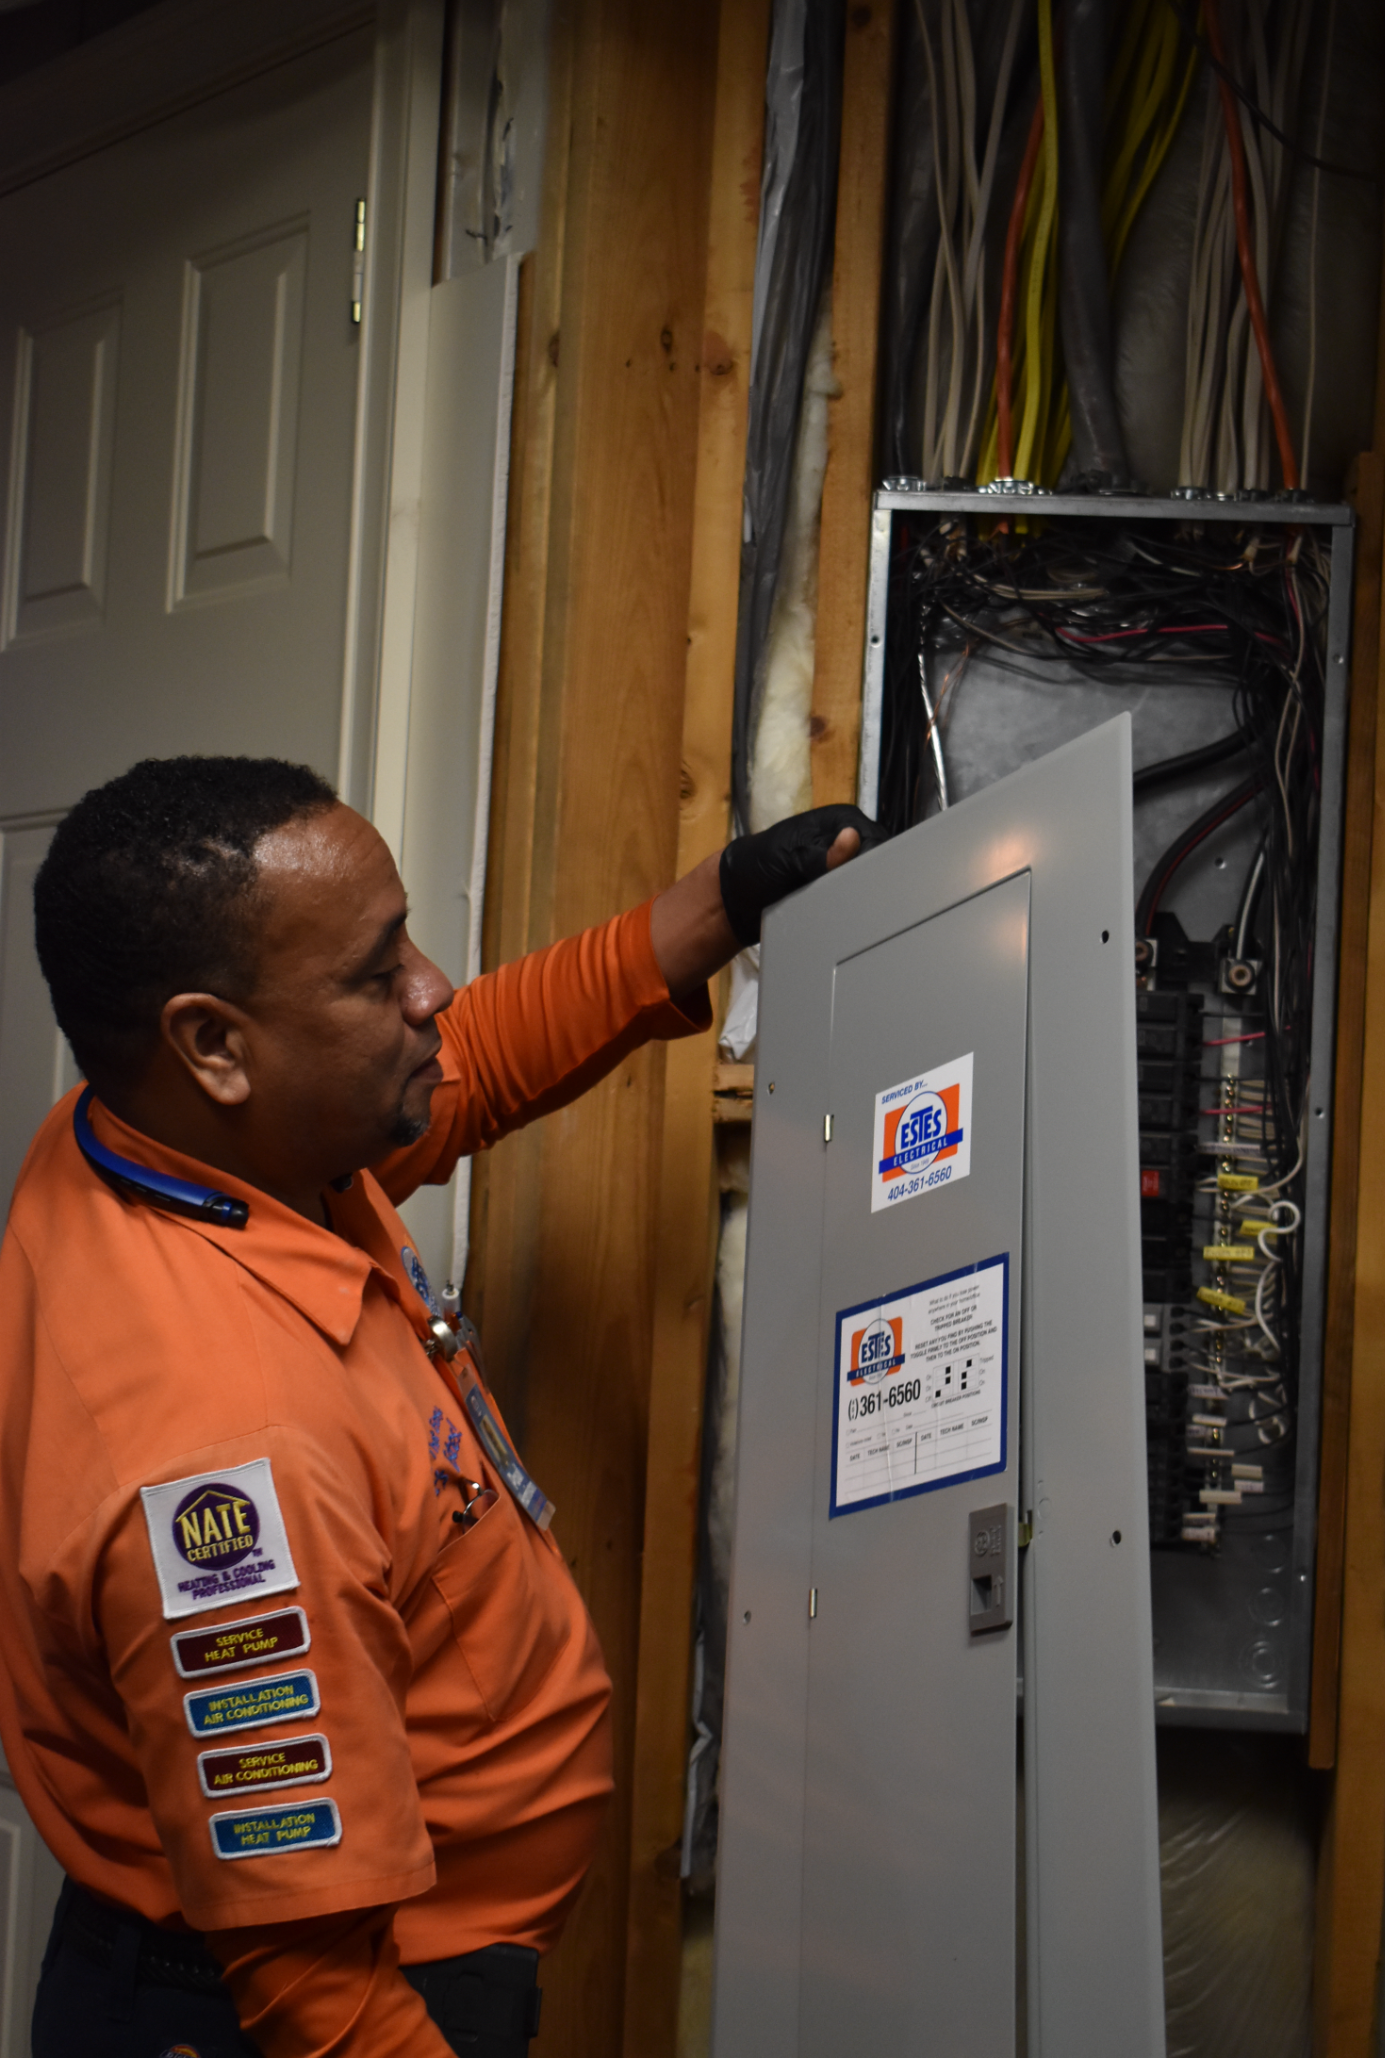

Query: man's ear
[[160, 993, 253, 1107]]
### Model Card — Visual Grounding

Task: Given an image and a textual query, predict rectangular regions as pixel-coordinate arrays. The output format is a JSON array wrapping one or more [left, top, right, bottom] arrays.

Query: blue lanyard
[[72, 1088, 248, 1228]]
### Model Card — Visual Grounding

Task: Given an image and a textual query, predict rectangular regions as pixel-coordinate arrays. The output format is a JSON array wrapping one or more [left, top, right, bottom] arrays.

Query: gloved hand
[[719, 805, 889, 949]]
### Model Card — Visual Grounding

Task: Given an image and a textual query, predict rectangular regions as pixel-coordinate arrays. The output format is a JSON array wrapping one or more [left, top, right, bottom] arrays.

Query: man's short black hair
[[34, 755, 338, 1091]]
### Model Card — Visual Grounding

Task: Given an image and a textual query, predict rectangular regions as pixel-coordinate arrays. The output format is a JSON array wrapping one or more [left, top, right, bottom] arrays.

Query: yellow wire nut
[[1197, 1286, 1248, 1316], [1203, 1244, 1257, 1263], [1217, 1170, 1259, 1192]]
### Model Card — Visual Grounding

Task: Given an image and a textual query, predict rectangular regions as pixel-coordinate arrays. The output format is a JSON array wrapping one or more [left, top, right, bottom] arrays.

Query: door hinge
[[824, 1113, 833, 1144], [808, 1587, 818, 1619], [350, 198, 366, 325]]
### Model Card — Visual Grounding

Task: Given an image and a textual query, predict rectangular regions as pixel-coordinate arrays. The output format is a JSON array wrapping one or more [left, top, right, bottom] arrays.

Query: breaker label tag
[[871, 1053, 973, 1212], [830, 1254, 1008, 1517]]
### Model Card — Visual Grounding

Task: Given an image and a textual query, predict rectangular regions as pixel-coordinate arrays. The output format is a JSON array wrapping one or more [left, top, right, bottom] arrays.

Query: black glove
[[719, 805, 889, 949]]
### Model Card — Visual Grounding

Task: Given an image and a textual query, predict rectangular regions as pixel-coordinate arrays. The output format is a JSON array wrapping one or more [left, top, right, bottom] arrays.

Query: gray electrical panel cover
[[712, 719, 1164, 2058]]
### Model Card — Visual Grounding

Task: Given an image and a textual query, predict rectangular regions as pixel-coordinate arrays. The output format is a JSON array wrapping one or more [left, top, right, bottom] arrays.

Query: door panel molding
[[0, 0, 374, 202]]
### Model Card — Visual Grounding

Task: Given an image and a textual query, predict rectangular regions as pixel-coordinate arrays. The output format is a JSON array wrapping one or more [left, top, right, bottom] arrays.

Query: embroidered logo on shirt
[[171, 1606, 311, 1678], [197, 1733, 331, 1797], [141, 1459, 299, 1620], [184, 1669, 320, 1738], [401, 1245, 441, 1317], [209, 1798, 342, 1860]]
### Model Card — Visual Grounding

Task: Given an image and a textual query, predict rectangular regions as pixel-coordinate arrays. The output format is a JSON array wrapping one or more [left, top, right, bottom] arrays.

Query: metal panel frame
[[714, 718, 1164, 2058], [855, 491, 1354, 1729]]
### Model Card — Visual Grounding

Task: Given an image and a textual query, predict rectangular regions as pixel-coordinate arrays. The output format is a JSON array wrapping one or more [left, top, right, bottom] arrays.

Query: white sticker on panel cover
[[870, 1052, 973, 1213], [830, 1254, 1007, 1517]]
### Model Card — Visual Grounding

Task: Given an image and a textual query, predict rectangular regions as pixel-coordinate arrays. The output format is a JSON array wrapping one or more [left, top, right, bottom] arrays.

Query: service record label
[[184, 1669, 320, 1739], [172, 1607, 311, 1679], [830, 1254, 1008, 1517], [210, 1798, 342, 1861], [871, 1052, 973, 1212], [198, 1733, 331, 1798], [141, 1458, 299, 1619]]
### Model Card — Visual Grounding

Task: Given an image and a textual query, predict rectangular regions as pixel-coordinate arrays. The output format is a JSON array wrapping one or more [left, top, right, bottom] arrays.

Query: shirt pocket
[[430, 1496, 573, 1726]]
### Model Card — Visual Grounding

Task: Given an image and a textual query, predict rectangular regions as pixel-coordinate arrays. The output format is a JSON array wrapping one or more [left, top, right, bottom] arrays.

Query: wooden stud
[[1309, 454, 1383, 1770], [465, 7, 575, 1414], [809, 0, 896, 808], [621, 3, 770, 2048], [467, 4, 720, 2052]]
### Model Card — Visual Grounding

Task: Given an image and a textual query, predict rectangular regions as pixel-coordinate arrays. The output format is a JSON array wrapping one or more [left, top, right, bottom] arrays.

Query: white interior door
[[0, 16, 403, 2033], [0, 28, 379, 1234], [0, 29, 376, 818]]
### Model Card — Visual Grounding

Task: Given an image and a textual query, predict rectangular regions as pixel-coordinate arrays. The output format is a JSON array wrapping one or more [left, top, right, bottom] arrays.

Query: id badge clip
[[424, 1300, 555, 1533]]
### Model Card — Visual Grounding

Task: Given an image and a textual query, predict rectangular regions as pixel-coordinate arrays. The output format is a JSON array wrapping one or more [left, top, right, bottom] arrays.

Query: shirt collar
[[82, 1099, 382, 1348]]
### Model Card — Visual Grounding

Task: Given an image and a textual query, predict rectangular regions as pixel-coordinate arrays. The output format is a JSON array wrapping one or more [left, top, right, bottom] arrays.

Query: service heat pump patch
[[870, 1052, 973, 1213]]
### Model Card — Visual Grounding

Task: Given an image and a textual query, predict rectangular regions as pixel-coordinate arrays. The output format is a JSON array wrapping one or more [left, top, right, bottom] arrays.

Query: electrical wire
[[1015, 0, 1060, 484], [995, 97, 1044, 481], [1301, 0, 1339, 486], [1201, 0, 1300, 489], [1132, 725, 1252, 796]]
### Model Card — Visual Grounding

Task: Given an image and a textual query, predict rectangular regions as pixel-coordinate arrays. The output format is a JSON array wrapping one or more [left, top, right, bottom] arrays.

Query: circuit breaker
[[712, 721, 1164, 2058]]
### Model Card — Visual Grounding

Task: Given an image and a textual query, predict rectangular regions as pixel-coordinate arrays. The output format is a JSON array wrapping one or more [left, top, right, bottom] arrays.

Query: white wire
[[918, 650, 950, 811]]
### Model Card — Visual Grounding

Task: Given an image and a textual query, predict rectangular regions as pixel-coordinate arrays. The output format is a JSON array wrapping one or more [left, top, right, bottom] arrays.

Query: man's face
[[235, 804, 454, 1179]]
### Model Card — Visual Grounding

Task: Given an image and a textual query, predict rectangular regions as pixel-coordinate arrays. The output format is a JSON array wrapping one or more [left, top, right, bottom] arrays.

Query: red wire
[[996, 97, 1045, 480], [1200, 0, 1301, 491]]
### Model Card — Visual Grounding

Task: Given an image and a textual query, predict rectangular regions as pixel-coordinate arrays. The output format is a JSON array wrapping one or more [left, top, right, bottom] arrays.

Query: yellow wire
[[1015, 0, 1059, 482], [1102, 14, 1177, 243], [1109, 40, 1199, 274], [1105, 0, 1155, 123]]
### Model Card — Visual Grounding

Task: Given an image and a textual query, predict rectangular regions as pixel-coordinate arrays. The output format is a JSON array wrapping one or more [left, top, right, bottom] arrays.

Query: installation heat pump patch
[[871, 1052, 973, 1212]]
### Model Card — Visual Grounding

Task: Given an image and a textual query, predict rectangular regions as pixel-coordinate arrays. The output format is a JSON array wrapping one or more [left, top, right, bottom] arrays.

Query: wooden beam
[[467, 4, 720, 2053], [466, 6, 575, 1413], [1315, 481, 1385, 2054], [809, 0, 896, 808], [1309, 454, 1383, 1770], [622, 3, 770, 2048]]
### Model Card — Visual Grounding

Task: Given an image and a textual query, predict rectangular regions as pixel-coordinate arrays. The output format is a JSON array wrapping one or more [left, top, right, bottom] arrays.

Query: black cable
[[1132, 725, 1252, 796], [1057, 0, 1129, 485], [1162, 0, 1377, 186], [1135, 775, 1265, 936]]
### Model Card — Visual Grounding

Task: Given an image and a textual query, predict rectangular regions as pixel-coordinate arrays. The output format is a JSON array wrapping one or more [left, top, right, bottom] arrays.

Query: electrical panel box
[[713, 721, 1163, 2058], [857, 488, 1352, 1729]]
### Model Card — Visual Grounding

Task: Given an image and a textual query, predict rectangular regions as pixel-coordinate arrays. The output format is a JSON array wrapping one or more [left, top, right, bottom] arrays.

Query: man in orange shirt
[[0, 755, 879, 2057]]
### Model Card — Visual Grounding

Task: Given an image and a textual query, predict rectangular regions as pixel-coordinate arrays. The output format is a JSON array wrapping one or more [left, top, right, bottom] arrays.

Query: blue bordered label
[[184, 1668, 320, 1738], [830, 1254, 1009, 1517], [209, 1798, 342, 1861]]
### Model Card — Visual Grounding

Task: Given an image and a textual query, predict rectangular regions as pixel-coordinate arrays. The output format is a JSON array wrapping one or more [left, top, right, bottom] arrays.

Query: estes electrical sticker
[[830, 1254, 1008, 1517], [871, 1052, 973, 1213]]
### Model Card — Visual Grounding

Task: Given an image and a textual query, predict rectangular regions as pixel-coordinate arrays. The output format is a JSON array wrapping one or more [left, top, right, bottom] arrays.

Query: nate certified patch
[[141, 1459, 299, 1620], [184, 1669, 320, 1739], [209, 1798, 342, 1861], [171, 1606, 310, 1678], [198, 1733, 331, 1798]]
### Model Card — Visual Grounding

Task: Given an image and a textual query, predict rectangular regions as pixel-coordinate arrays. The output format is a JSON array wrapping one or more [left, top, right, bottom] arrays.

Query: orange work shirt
[[0, 906, 706, 1984]]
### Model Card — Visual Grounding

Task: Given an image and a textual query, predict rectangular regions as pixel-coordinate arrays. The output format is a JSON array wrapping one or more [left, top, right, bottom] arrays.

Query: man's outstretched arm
[[374, 804, 886, 1200]]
